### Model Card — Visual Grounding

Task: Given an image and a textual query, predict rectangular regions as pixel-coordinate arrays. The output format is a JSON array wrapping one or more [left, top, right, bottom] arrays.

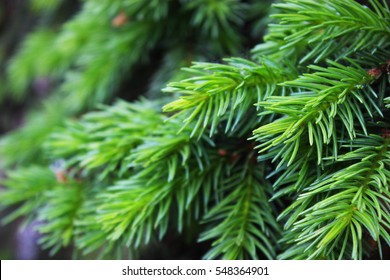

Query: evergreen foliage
[[1, 0, 268, 165], [0, 0, 389, 260]]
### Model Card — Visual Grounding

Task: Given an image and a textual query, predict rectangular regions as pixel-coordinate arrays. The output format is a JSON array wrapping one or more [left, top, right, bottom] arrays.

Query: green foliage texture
[[0, 0, 390, 260]]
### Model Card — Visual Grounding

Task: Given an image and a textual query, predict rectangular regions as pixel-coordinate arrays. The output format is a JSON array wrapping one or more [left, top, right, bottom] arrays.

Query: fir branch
[[253, 60, 382, 166], [74, 188, 133, 258], [45, 100, 163, 179], [200, 164, 280, 259], [279, 135, 390, 259], [74, 205, 111, 256], [0, 166, 56, 224], [264, 145, 319, 198], [0, 164, 84, 255], [269, 0, 390, 63], [95, 155, 222, 249], [37, 182, 84, 255], [77, 115, 216, 249], [96, 178, 173, 246], [163, 57, 295, 137]]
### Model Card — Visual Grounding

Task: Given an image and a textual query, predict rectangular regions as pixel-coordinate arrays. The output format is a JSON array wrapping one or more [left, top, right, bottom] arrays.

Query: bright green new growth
[[163, 57, 297, 137], [0, 0, 390, 260]]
